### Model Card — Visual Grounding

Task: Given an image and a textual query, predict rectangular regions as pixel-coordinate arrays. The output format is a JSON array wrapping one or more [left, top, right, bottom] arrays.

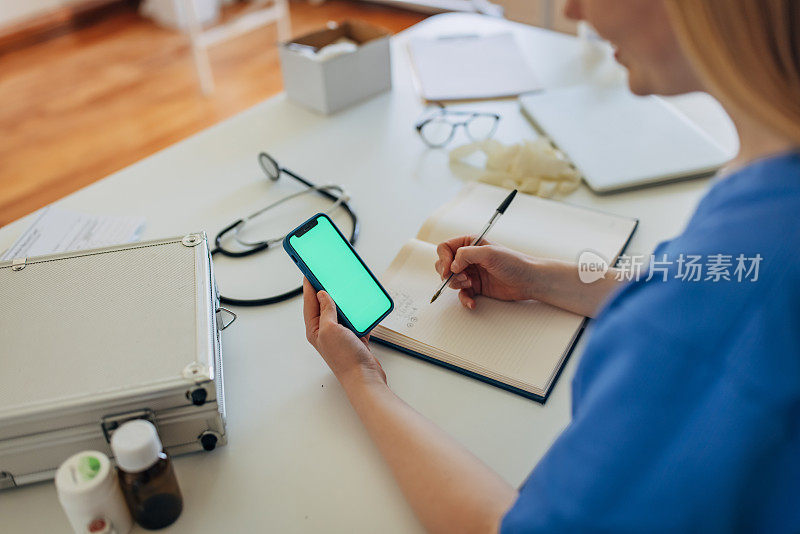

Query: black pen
[[430, 189, 518, 303]]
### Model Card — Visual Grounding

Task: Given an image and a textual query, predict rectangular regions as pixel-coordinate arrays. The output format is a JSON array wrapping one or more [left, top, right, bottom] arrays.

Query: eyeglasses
[[415, 105, 501, 148]]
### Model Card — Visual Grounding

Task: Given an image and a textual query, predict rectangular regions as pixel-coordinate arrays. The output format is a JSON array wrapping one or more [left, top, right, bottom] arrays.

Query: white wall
[[495, 0, 576, 33], [0, 0, 88, 29]]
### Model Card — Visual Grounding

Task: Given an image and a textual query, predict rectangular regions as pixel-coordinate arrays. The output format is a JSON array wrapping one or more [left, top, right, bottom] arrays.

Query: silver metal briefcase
[[0, 233, 234, 489]]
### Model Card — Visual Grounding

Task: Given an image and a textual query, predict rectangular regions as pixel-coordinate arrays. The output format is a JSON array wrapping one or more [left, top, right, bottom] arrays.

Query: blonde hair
[[666, 0, 800, 145]]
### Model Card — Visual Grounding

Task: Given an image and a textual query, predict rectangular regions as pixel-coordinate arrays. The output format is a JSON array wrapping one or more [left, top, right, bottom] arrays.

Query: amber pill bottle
[[110, 420, 183, 530]]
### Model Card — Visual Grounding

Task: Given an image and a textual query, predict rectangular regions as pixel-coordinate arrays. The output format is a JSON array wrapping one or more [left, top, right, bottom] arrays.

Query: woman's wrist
[[339, 364, 388, 394], [522, 257, 564, 302], [340, 367, 393, 416], [525, 257, 622, 318]]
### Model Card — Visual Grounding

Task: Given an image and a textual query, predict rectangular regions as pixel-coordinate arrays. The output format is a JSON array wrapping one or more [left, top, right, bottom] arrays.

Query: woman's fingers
[[451, 245, 493, 274], [316, 290, 338, 328], [302, 279, 322, 345], [436, 236, 495, 279], [302, 278, 320, 324], [436, 235, 498, 285], [459, 288, 476, 310], [448, 273, 472, 289], [444, 234, 489, 249], [435, 242, 454, 278]]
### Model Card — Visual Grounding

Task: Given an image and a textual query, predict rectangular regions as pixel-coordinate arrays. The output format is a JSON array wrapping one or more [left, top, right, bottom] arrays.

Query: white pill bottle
[[55, 450, 133, 534]]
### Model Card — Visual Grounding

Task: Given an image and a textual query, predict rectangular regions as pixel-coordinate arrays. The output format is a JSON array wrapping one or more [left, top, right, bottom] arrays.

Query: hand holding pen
[[431, 189, 518, 305]]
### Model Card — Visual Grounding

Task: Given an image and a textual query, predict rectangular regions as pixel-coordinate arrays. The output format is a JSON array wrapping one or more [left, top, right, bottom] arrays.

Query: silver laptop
[[519, 85, 733, 193]]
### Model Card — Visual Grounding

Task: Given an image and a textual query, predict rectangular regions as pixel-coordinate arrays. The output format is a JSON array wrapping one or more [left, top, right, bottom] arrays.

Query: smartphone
[[283, 213, 394, 337]]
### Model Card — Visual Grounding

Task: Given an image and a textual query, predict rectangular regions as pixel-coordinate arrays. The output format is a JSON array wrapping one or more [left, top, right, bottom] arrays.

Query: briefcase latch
[[101, 408, 158, 444], [11, 257, 26, 271]]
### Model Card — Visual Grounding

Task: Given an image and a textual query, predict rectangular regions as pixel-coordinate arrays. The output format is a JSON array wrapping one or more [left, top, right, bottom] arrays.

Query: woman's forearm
[[342, 373, 517, 534], [532, 259, 622, 318]]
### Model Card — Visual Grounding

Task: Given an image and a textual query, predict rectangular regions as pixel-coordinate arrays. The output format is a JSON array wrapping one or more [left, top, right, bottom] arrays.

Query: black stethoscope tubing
[[210, 162, 359, 307]]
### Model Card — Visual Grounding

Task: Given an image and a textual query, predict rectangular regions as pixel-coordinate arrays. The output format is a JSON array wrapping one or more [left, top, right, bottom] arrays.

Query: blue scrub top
[[502, 152, 800, 533]]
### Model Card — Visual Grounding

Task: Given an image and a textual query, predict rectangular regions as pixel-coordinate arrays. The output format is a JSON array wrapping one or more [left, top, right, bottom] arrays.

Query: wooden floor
[[0, 0, 426, 226]]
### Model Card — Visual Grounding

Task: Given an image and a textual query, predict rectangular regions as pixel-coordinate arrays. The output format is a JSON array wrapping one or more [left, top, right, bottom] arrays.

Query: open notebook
[[372, 183, 637, 402]]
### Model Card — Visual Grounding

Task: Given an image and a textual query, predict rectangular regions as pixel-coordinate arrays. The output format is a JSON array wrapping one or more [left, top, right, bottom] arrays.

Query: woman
[[302, 0, 800, 531]]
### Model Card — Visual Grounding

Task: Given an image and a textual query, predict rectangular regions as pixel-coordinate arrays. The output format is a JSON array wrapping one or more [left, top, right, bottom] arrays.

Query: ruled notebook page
[[377, 239, 583, 392], [417, 182, 636, 263]]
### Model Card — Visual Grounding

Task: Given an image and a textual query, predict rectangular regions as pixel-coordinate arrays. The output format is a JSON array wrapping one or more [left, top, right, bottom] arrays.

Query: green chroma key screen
[[289, 216, 392, 333]]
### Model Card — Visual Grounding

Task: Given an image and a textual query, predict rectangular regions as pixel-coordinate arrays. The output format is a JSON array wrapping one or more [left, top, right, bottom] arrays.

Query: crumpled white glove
[[449, 138, 581, 198]]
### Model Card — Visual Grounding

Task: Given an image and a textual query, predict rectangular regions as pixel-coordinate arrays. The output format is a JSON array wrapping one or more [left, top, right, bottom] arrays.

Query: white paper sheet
[[408, 33, 541, 101], [1, 207, 146, 261]]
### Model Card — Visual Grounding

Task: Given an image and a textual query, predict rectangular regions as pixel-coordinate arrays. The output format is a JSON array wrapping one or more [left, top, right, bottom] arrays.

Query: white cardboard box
[[279, 20, 392, 115]]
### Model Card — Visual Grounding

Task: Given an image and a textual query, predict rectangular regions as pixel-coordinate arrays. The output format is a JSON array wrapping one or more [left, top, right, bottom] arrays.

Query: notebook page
[[417, 182, 636, 263], [378, 239, 583, 390]]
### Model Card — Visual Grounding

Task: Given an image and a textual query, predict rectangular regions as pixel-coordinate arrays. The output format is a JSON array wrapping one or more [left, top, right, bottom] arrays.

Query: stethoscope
[[211, 152, 359, 306]]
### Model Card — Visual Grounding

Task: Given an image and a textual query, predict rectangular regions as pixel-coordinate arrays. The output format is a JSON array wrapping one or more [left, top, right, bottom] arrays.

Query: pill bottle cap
[[110, 420, 162, 473], [55, 451, 115, 505]]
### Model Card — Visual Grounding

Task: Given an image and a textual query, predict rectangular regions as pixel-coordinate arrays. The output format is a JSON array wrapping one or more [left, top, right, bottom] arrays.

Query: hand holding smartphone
[[283, 213, 394, 337]]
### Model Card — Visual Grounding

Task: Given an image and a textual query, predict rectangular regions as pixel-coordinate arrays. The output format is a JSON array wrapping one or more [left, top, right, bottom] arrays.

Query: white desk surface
[[0, 13, 737, 533]]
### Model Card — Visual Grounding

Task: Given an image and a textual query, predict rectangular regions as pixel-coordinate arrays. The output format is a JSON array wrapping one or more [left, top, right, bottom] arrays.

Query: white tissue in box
[[279, 20, 392, 115]]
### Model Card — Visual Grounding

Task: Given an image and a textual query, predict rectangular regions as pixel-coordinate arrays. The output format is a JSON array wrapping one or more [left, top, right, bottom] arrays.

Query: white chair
[[181, 0, 292, 94]]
